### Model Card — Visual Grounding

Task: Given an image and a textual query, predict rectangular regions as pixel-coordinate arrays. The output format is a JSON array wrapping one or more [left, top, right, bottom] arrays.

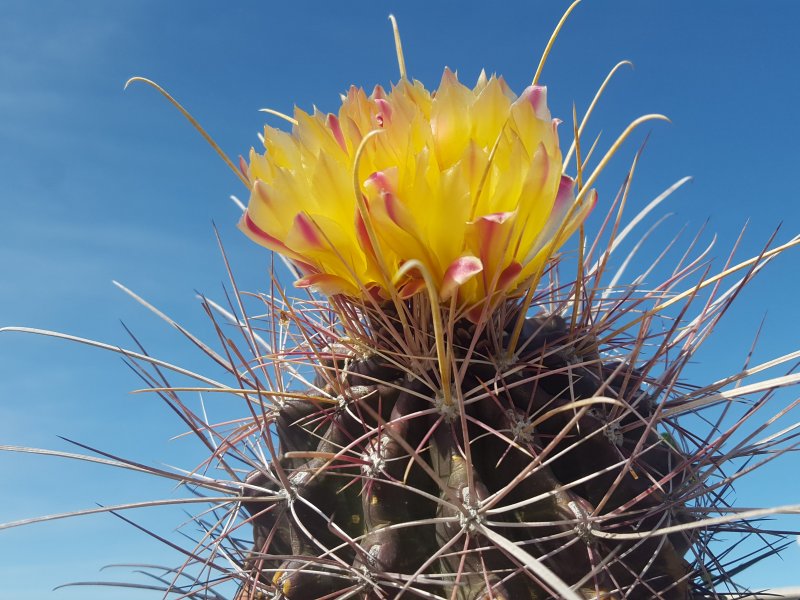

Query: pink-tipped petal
[[366, 168, 417, 231], [539, 174, 575, 237], [554, 174, 576, 210], [355, 209, 378, 263], [293, 212, 325, 249], [440, 255, 483, 300], [470, 211, 516, 243], [253, 179, 269, 204], [327, 113, 348, 153], [295, 273, 358, 296], [374, 98, 392, 128], [468, 211, 517, 268], [480, 211, 515, 226], [383, 192, 402, 226], [398, 278, 427, 299], [521, 175, 587, 265], [497, 261, 522, 292], [379, 189, 419, 233], [521, 85, 551, 121], [238, 212, 302, 262], [560, 188, 597, 240], [440, 66, 459, 86], [292, 259, 318, 276], [366, 168, 399, 194], [239, 211, 272, 245], [372, 84, 387, 100]]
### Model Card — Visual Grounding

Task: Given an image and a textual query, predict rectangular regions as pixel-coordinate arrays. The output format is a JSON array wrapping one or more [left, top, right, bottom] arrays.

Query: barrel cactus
[[4, 3, 799, 600], [224, 9, 798, 600]]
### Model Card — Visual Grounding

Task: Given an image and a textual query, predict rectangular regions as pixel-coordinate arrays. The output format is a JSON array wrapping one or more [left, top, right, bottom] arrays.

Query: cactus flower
[[240, 69, 596, 312]]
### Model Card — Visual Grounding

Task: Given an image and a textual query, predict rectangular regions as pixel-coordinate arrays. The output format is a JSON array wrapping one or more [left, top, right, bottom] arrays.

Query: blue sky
[[1, 1, 799, 598]]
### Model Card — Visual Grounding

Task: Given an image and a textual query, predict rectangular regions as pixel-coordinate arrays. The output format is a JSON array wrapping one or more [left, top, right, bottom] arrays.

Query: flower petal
[[238, 211, 303, 263], [440, 256, 483, 301], [398, 277, 427, 299], [327, 113, 348, 154], [522, 174, 576, 265], [471, 76, 513, 148], [295, 273, 359, 296], [431, 68, 473, 169], [497, 261, 522, 292], [467, 211, 516, 269], [508, 85, 554, 159]]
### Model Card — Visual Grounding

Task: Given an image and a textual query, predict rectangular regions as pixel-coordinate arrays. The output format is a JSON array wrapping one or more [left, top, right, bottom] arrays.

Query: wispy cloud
[[0, 4, 124, 80]]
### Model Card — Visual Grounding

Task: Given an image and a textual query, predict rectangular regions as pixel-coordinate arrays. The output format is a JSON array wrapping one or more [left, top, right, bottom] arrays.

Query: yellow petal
[[471, 75, 512, 149], [431, 68, 473, 170]]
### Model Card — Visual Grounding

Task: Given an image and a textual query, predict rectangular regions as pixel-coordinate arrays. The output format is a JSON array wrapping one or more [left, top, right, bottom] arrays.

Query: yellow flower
[[240, 68, 595, 315]]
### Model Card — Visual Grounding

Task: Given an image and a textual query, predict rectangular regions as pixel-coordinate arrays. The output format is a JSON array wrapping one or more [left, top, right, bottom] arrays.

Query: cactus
[[3, 3, 800, 600], [225, 9, 799, 598]]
